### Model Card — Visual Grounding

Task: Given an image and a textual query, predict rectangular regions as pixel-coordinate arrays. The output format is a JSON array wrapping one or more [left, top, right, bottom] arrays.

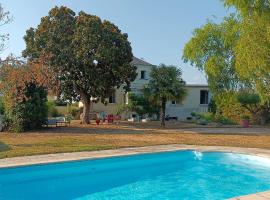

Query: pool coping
[[1, 144, 270, 200]]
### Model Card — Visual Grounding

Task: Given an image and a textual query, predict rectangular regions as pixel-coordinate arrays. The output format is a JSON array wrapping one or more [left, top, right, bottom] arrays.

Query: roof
[[131, 56, 154, 66]]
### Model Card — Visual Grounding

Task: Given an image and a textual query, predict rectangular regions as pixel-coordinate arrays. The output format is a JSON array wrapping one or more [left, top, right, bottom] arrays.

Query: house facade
[[79, 57, 210, 120]]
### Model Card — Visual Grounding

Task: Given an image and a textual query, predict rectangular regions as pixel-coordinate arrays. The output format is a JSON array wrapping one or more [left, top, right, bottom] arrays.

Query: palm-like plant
[[144, 64, 187, 127]]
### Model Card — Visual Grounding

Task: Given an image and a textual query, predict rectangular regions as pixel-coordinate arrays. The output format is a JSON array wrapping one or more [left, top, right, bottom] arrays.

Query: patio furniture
[[46, 117, 70, 127]]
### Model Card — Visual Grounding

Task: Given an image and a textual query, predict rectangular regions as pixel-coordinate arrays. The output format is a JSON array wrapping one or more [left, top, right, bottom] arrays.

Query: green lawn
[[1, 123, 270, 159]]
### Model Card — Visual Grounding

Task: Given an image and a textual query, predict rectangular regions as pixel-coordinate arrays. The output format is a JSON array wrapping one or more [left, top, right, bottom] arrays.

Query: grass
[[1, 121, 270, 159]]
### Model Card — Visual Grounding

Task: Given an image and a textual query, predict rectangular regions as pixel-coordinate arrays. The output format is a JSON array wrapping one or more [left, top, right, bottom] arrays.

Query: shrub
[[237, 92, 269, 125], [194, 112, 237, 125], [47, 101, 61, 118], [215, 115, 237, 125], [0, 59, 55, 132], [199, 112, 215, 122], [67, 105, 80, 119], [7, 84, 48, 132], [190, 112, 197, 117], [215, 92, 248, 123], [240, 115, 250, 120]]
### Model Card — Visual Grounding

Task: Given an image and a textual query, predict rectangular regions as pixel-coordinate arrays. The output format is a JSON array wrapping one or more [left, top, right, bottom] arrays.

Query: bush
[[47, 101, 61, 118], [190, 112, 196, 117], [241, 115, 250, 120], [198, 112, 215, 122], [193, 112, 236, 125], [7, 84, 48, 132], [0, 61, 53, 132], [67, 104, 80, 119], [215, 115, 237, 125], [215, 92, 249, 123]]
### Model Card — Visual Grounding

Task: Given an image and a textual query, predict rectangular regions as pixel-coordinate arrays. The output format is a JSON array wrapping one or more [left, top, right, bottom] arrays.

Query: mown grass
[[1, 125, 270, 159]]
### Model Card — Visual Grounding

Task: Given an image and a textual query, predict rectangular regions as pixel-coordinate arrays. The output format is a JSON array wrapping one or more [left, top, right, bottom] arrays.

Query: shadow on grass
[[0, 141, 11, 152], [37, 124, 145, 135]]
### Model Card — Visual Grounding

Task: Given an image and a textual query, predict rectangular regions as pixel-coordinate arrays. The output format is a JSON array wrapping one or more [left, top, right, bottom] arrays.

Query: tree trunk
[[160, 98, 166, 127], [73, 83, 91, 124], [82, 98, 91, 124]]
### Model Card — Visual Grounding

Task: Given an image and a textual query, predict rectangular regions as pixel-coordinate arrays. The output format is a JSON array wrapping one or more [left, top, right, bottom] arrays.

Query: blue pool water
[[1, 151, 270, 200]]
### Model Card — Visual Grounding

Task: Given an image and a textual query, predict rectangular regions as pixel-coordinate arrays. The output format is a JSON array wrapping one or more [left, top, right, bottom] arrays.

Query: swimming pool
[[0, 151, 270, 200]]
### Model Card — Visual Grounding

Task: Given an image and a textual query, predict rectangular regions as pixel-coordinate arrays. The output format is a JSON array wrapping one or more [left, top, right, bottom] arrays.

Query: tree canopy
[[145, 64, 187, 127], [183, 16, 243, 94], [224, 0, 270, 17], [23, 6, 137, 124], [183, 0, 270, 124]]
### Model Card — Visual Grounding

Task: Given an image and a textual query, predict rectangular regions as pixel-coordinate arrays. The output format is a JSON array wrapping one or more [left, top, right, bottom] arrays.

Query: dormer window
[[140, 71, 146, 79]]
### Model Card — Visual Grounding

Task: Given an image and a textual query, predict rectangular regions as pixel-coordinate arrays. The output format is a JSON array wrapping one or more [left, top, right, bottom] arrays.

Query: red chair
[[107, 114, 114, 123]]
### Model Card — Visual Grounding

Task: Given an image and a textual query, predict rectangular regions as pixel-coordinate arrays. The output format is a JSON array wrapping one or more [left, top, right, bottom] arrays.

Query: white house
[[79, 57, 210, 120]]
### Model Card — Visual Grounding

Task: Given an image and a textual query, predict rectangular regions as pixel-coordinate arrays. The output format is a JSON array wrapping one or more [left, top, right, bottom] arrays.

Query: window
[[109, 91, 116, 103], [200, 90, 209, 104], [140, 70, 146, 79]]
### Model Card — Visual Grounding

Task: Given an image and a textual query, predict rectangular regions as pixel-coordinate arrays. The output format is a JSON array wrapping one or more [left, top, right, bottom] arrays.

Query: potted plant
[[241, 115, 250, 128]]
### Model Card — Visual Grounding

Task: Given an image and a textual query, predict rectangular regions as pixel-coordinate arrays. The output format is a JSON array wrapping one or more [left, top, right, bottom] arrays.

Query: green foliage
[[54, 98, 68, 106], [215, 115, 237, 125], [183, 16, 242, 94], [120, 93, 159, 118], [240, 115, 250, 120], [223, 0, 270, 17], [145, 64, 187, 127], [215, 92, 247, 123], [67, 104, 81, 119], [0, 97, 5, 115], [183, 1, 270, 124], [236, 92, 270, 124], [22, 6, 137, 124], [193, 112, 237, 125], [237, 92, 260, 105], [7, 84, 48, 132], [47, 101, 61, 118], [197, 112, 215, 122], [222, 0, 270, 104], [190, 112, 197, 117], [208, 98, 217, 114]]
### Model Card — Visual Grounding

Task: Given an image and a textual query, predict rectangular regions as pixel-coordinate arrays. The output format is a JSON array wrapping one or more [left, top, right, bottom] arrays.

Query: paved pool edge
[[1, 144, 270, 199], [228, 190, 270, 199]]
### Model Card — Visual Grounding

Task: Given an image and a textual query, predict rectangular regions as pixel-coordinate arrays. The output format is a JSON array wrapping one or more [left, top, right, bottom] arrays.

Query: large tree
[[223, 0, 270, 104], [145, 64, 187, 127], [183, 16, 242, 94], [22, 6, 136, 124], [183, 1, 270, 124]]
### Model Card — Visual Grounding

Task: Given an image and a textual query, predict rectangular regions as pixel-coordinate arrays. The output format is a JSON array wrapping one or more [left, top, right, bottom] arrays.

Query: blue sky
[[1, 0, 231, 84]]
